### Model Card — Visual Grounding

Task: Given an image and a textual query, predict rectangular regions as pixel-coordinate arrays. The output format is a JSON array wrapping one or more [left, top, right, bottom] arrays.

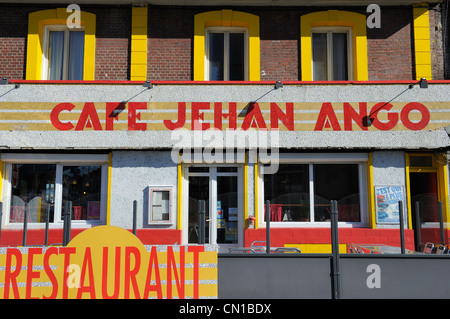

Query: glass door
[[185, 166, 242, 251]]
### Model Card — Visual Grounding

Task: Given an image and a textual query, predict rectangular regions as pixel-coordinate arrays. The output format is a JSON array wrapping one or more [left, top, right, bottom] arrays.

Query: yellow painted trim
[[131, 5, 148, 81], [405, 152, 448, 229], [26, 8, 96, 80], [194, 9, 260, 81], [437, 153, 449, 224], [300, 10, 368, 81], [254, 154, 259, 230], [413, 3, 432, 80], [177, 155, 183, 230], [0, 159, 3, 203], [244, 153, 248, 227], [286, 243, 347, 254], [367, 153, 376, 229], [106, 152, 112, 225], [405, 153, 413, 229]]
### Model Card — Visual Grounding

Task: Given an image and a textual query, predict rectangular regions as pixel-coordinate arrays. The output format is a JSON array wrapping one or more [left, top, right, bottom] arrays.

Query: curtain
[[332, 33, 348, 81], [48, 31, 65, 80], [208, 32, 224, 81], [68, 31, 85, 80], [312, 33, 328, 81]]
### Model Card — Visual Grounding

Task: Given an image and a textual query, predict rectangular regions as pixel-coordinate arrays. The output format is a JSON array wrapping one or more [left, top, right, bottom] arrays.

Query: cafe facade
[[0, 0, 449, 254]]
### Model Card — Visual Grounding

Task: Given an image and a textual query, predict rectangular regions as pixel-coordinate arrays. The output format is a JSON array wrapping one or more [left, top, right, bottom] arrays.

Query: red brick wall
[[0, 5, 444, 82], [367, 7, 414, 81], [91, 6, 131, 81], [147, 7, 193, 81], [0, 5, 28, 80]]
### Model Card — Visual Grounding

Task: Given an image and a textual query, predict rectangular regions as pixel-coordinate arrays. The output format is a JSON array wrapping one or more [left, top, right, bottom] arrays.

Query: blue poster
[[375, 185, 405, 224]]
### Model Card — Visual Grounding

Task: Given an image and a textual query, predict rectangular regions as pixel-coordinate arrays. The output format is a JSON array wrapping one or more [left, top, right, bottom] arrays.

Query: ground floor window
[[2, 154, 108, 227], [261, 154, 368, 225]]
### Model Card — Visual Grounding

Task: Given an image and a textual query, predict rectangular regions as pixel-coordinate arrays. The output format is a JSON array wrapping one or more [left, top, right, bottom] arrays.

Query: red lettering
[[124, 246, 141, 299], [43, 247, 59, 299], [60, 247, 76, 299], [4, 248, 22, 299], [164, 102, 186, 130], [192, 102, 211, 130], [75, 102, 103, 131], [166, 246, 185, 299], [214, 102, 237, 130], [77, 247, 96, 299], [26, 247, 42, 299], [51, 103, 75, 131], [271, 102, 294, 131], [128, 102, 147, 131], [314, 102, 341, 131], [106, 102, 126, 131], [143, 246, 162, 299], [401, 102, 430, 130], [242, 102, 267, 130], [344, 102, 368, 131], [188, 246, 204, 299], [102, 247, 121, 299], [370, 103, 399, 130]]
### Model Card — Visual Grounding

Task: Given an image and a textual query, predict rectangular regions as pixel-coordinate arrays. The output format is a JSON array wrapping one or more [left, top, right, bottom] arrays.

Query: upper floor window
[[207, 28, 248, 81], [26, 8, 96, 81], [312, 27, 352, 81], [194, 10, 260, 81], [300, 10, 368, 81], [44, 26, 85, 80]]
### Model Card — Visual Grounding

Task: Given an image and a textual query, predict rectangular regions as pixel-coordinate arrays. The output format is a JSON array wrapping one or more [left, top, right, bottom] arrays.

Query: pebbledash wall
[[0, 81, 449, 253]]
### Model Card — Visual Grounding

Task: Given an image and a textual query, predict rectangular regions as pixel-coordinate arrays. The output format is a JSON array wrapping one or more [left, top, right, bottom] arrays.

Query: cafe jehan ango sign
[[0, 101, 446, 132]]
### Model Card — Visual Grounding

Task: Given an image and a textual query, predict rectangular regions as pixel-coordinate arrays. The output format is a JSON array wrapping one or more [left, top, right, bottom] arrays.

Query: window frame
[[193, 9, 260, 81], [205, 27, 249, 81], [42, 25, 86, 80], [257, 153, 369, 227], [300, 10, 368, 81], [148, 186, 174, 225], [311, 26, 354, 81], [26, 8, 96, 81], [1, 154, 109, 228]]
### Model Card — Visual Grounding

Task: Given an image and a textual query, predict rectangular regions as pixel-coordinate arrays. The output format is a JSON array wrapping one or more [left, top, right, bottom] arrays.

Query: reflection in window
[[62, 166, 102, 221], [8, 163, 104, 224], [263, 163, 361, 222], [312, 30, 349, 81], [10, 164, 56, 223], [314, 164, 360, 222], [264, 164, 310, 222], [207, 30, 246, 81]]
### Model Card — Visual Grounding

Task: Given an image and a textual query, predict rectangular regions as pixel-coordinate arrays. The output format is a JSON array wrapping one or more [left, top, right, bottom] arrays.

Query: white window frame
[[182, 164, 244, 250], [311, 27, 353, 81], [42, 25, 85, 80], [258, 153, 369, 228], [148, 186, 173, 225], [1, 154, 108, 229], [205, 27, 249, 81]]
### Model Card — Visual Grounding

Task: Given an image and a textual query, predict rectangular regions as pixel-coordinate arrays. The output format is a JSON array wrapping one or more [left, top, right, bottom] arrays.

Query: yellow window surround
[[193, 9, 260, 81], [300, 10, 368, 81], [26, 8, 96, 81]]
